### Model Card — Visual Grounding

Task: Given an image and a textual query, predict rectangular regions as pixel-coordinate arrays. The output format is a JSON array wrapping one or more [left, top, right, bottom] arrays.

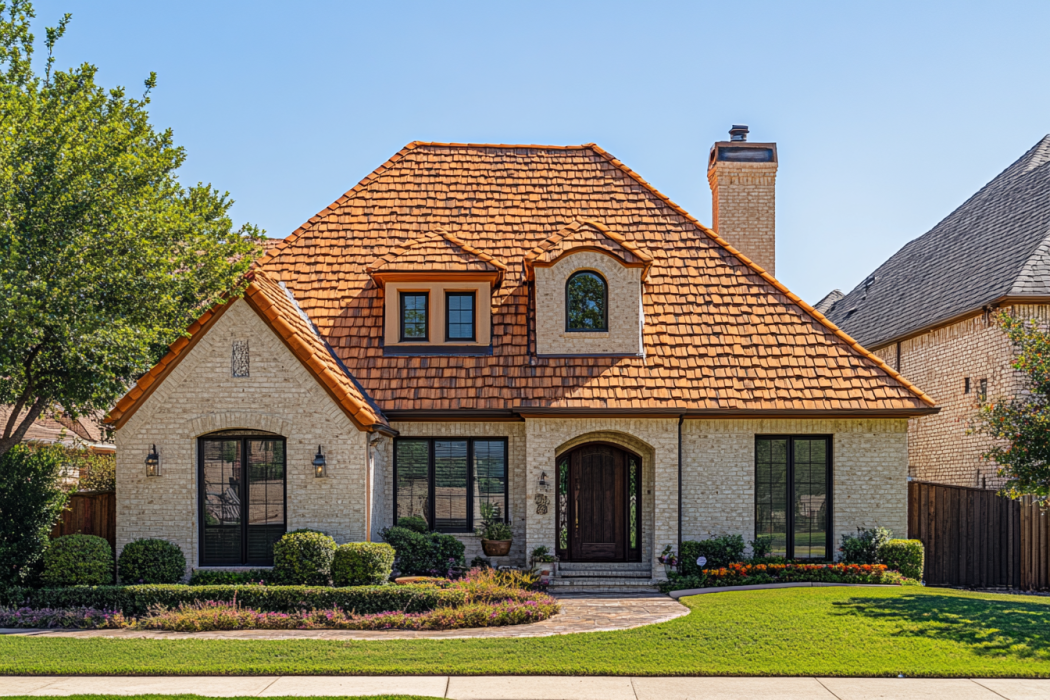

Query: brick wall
[[115, 299, 370, 577], [707, 161, 777, 275]]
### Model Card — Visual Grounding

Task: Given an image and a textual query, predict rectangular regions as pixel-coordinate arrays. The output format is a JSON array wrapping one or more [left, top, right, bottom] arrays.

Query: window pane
[[557, 457, 569, 554], [401, 294, 427, 339], [755, 438, 789, 558], [202, 439, 242, 565], [473, 440, 506, 524], [566, 272, 607, 330], [629, 456, 639, 550], [447, 293, 475, 340], [247, 440, 285, 565], [434, 440, 468, 531], [793, 438, 828, 560], [396, 440, 430, 527]]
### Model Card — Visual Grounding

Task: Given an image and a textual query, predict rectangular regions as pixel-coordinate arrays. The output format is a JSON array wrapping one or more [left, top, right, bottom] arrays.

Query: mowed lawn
[[2, 587, 1049, 677]]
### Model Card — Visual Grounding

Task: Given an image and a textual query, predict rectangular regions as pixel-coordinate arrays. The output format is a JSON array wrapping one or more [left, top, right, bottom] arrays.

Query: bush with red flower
[[659, 561, 918, 593]]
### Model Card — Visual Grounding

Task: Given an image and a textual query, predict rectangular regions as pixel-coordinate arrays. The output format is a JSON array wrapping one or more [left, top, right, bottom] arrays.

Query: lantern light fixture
[[145, 445, 160, 477], [313, 445, 327, 478], [539, 471, 549, 490]]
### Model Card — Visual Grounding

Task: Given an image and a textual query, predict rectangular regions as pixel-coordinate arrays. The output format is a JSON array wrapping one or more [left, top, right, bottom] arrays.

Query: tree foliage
[[976, 313, 1050, 504], [0, 1, 263, 457], [0, 443, 68, 586]]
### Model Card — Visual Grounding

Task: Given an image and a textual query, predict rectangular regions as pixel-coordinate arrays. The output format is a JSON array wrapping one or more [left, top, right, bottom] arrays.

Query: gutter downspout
[[677, 413, 684, 569]]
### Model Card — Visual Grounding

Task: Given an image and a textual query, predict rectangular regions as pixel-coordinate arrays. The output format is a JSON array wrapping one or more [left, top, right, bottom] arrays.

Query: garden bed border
[[668, 582, 903, 599]]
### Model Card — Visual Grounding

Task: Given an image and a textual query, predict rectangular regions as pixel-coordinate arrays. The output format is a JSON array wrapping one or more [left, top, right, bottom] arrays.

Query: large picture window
[[755, 436, 831, 560], [394, 438, 508, 533], [565, 271, 607, 331], [199, 433, 286, 566]]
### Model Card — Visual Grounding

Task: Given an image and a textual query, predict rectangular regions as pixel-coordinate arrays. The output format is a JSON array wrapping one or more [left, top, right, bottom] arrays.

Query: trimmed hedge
[[880, 538, 925, 580], [332, 543, 395, 587], [188, 568, 273, 586], [3, 583, 465, 617], [41, 534, 113, 586], [272, 530, 337, 586], [680, 535, 746, 576], [118, 539, 186, 585], [381, 526, 465, 576], [397, 516, 429, 534]]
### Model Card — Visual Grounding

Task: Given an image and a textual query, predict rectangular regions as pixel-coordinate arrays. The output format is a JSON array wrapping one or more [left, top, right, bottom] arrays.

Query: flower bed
[[659, 562, 919, 594], [0, 606, 127, 629]]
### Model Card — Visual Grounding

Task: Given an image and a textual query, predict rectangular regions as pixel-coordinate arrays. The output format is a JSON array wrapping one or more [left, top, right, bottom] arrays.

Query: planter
[[482, 539, 512, 557], [533, 561, 556, 577]]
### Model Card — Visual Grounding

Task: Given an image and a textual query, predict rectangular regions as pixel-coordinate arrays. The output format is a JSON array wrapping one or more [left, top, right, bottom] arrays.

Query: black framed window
[[755, 436, 831, 560], [199, 433, 286, 566], [394, 437, 508, 533], [400, 292, 428, 341], [566, 271, 608, 331], [446, 292, 476, 341]]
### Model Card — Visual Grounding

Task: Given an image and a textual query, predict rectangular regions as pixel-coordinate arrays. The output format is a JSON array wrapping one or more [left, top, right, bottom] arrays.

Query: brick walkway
[[0, 593, 688, 640]]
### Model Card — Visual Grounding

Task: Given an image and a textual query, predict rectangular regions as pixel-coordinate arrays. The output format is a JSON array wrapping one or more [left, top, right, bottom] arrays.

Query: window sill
[[560, 332, 610, 338]]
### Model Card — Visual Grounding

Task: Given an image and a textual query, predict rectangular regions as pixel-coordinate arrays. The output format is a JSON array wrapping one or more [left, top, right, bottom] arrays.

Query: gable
[[257, 142, 934, 414]]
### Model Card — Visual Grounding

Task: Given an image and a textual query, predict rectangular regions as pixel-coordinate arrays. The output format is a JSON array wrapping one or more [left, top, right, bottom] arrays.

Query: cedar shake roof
[[367, 228, 508, 284], [524, 219, 654, 280], [256, 141, 934, 414], [826, 135, 1050, 349], [105, 270, 387, 430]]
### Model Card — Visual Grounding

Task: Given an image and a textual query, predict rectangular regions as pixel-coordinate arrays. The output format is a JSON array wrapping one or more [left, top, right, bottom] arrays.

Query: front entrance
[[556, 443, 641, 562]]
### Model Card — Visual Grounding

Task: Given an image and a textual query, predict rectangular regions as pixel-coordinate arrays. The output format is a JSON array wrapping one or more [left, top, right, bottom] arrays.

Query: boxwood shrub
[[680, 535, 746, 576], [332, 542, 395, 586], [188, 568, 273, 586], [879, 538, 924, 580], [7, 583, 465, 617], [397, 516, 429, 534], [41, 534, 113, 586], [118, 539, 186, 584], [272, 529, 337, 585], [381, 526, 465, 576]]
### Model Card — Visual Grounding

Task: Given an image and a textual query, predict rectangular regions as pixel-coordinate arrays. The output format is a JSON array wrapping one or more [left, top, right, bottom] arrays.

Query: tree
[[0, 1, 263, 457], [976, 312, 1050, 505], [0, 443, 68, 586]]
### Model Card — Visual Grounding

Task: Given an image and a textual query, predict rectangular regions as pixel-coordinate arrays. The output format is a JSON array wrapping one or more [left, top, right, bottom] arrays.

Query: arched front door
[[556, 443, 642, 562]]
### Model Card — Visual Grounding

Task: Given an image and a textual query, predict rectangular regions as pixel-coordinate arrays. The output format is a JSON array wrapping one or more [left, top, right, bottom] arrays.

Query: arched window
[[565, 271, 608, 332]]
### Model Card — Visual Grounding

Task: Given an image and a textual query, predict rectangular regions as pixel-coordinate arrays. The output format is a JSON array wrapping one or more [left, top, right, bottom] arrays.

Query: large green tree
[[977, 313, 1050, 505], [0, 1, 263, 456]]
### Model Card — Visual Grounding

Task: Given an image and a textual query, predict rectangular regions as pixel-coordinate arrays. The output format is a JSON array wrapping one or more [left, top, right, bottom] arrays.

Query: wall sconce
[[312, 445, 327, 478], [539, 471, 549, 490], [145, 445, 160, 477]]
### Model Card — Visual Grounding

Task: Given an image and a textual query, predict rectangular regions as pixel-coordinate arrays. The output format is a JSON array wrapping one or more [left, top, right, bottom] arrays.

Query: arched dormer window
[[565, 271, 608, 332]]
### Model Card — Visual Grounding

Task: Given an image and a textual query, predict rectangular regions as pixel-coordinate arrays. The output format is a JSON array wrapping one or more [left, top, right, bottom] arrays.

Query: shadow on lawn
[[833, 593, 1050, 659]]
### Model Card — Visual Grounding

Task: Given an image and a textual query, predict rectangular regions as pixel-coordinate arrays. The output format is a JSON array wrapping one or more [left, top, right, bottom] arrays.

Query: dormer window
[[446, 291, 476, 341], [400, 292, 428, 341], [566, 271, 608, 332]]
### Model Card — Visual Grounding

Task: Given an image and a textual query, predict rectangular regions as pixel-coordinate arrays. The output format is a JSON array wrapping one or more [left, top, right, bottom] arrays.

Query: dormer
[[524, 219, 651, 357], [368, 229, 507, 355]]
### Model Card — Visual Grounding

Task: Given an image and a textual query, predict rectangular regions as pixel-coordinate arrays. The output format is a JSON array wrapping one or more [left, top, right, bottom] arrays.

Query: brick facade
[[707, 160, 778, 275]]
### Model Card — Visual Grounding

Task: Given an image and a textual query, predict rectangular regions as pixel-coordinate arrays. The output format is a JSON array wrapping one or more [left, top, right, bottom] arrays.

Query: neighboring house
[[822, 135, 1050, 489], [104, 128, 936, 586], [0, 406, 113, 488]]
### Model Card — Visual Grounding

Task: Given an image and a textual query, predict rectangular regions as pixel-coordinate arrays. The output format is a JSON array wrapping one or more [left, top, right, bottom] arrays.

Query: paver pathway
[[2, 675, 1048, 699], [0, 593, 688, 640]]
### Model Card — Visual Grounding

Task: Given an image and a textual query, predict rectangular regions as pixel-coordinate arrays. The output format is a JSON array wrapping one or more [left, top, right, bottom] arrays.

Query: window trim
[[197, 433, 287, 567], [445, 291, 477, 342], [393, 436, 509, 534], [399, 291, 429, 342], [565, 270, 609, 333], [754, 435, 833, 561]]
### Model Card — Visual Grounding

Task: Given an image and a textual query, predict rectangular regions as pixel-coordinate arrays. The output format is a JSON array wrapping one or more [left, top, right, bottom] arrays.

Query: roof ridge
[[586, 143, 936, 408]]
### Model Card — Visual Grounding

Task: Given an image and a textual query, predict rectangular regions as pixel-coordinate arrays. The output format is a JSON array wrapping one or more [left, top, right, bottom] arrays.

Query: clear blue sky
[[34, 0, 1050, 304]]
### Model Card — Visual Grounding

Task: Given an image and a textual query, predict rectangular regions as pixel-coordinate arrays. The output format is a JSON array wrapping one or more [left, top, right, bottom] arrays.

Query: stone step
[[558, 569, 652, 578], [557, 562, 651, 571], [548, 577, 661, 594]]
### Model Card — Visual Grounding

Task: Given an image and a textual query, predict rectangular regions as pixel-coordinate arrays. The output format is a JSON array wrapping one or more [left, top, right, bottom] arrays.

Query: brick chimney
[[707, 125, 778, 275]]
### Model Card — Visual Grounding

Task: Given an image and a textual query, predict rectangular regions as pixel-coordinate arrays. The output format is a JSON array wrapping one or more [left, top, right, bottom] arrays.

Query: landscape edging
[[668, 582, 901, 600]]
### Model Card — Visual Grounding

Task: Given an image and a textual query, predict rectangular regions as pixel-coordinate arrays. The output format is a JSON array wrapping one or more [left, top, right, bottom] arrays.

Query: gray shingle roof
[[814, 289, 844, 314], [824, 135, 1050, 349]]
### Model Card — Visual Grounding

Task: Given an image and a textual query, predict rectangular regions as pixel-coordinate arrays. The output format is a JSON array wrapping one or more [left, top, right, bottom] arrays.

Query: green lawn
[[1, 587, 1048, 677]]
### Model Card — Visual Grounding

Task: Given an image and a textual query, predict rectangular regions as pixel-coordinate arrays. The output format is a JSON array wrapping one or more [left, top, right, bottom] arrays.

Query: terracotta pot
[[482, 539, 512, 557]]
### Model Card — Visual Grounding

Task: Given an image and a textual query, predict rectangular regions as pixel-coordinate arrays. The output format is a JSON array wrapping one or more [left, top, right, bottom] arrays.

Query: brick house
[[105, 127, 936, 587], [822, 135, 1050, 489]]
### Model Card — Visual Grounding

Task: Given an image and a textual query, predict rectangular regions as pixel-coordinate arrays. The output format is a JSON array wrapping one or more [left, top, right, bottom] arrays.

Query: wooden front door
[[569, 444, 626, 562]]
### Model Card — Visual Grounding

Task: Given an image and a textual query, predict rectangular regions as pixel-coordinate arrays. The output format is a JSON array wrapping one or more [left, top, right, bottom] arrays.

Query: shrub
[[397, 515, 429, 534], [332, 542, 395, 586], [660, 561, 918, 593], [0, 444, 69, 586], [381, 526, 465, 576], [7, 583, 466, 617], [272, 530, 337, 586], [0, 606, 127, 629], [188, 568, 274, 586], [41, 534, 113, 587], [879, 539, 925, 580], [680, 535, 746, 575], [748, 535, 773, 560], [839, 527, 893, 564], [470, 555, 492, 569], [118, 539, 186, 584]]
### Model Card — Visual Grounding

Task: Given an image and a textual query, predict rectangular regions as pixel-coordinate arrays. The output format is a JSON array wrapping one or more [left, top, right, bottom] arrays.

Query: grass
[[1, 587, 1048, 677]]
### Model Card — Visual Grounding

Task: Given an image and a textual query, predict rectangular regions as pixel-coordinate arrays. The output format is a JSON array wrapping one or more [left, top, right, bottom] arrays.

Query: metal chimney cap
[[729, 125, 749, 142]]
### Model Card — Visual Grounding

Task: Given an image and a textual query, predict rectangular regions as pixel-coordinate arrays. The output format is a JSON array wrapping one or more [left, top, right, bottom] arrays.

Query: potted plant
[[658, 544, 678, 577], [476, 502, 513, 557], [530, 545, 557, 578]]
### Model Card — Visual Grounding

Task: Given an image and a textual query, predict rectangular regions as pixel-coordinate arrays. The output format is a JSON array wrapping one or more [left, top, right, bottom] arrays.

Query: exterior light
[[313, 445, 327, 478], [145, 445, 160, 477], [539, 471, 549, 490]]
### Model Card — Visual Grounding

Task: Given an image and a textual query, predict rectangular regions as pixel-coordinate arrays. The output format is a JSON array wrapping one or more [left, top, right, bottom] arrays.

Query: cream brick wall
[[682, 418, 909, 551], [534, 251, 643, 356], [707, 161, 777, 275], [874, 305, 1048, 488], [115, 299, 370, 577]]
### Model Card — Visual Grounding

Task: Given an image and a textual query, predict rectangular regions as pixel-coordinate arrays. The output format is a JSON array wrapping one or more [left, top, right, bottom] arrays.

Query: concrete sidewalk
[[2, 676, 1050, 699]]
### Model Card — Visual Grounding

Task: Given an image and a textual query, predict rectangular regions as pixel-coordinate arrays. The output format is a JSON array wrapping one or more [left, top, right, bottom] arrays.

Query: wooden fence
[[50, 490, 116, 551], [908, 480, 1050, 590]]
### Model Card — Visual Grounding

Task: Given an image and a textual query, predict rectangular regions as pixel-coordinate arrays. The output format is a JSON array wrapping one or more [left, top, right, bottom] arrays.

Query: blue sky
[[34, 0, 1050, 304]]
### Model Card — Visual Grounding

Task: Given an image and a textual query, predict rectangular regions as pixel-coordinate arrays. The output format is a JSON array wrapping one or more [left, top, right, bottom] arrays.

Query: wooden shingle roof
[[250, 141, 935, 414]]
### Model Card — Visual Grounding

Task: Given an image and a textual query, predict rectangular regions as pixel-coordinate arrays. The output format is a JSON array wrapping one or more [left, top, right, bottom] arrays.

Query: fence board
[[50, 491, 116, 551]]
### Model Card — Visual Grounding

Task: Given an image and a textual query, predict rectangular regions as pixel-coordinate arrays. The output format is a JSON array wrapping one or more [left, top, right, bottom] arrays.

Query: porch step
[[548, 576, 660, 593], [558, 569, 652, 579], [558, 562, 651, 572]]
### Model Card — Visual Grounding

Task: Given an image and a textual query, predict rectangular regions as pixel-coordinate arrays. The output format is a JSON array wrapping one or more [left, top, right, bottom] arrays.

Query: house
[[822, 135, 1050, 489], [105, 128, 936, 586]]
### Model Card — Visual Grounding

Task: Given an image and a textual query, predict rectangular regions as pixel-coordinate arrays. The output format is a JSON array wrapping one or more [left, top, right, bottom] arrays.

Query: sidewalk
[[3, 676, 1049, 699]]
